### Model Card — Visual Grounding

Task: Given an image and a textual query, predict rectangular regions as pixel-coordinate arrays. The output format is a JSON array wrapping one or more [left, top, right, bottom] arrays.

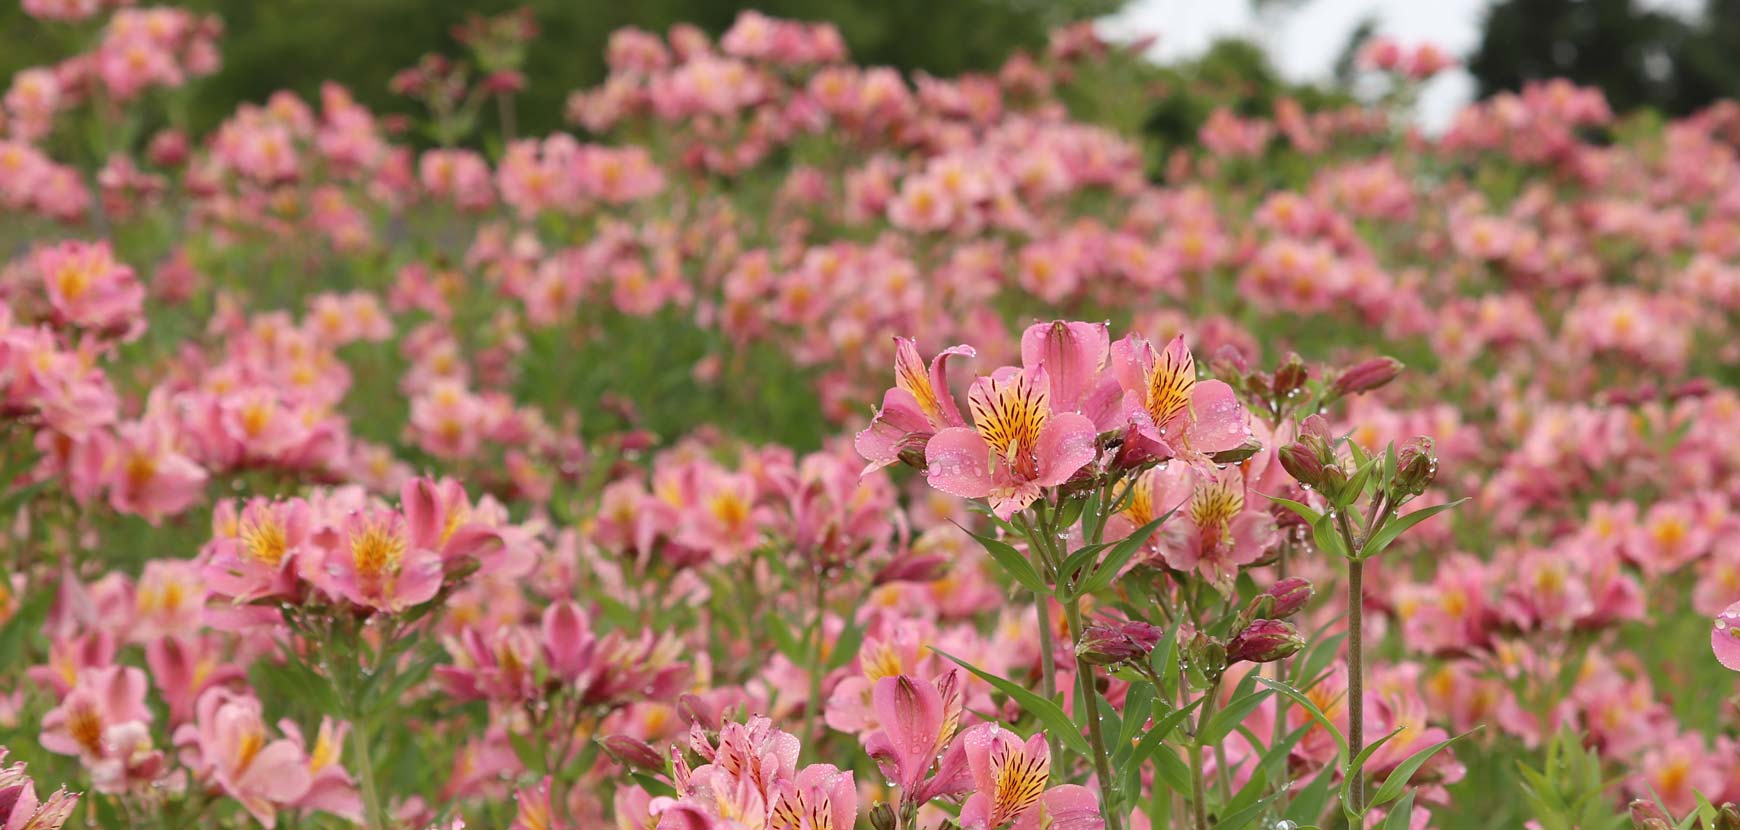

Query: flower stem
[[351, 720, 387, 830], [1187, 677, 1222, 830], [1346, 555, 1367, 827], [804, 566, 827, 751], [1020, 513, 1062, 761], [1064, 599, 1122, 830]]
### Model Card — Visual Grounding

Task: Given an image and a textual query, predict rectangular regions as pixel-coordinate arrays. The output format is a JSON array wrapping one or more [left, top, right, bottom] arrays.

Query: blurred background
[[4, 0, 1738, 139]]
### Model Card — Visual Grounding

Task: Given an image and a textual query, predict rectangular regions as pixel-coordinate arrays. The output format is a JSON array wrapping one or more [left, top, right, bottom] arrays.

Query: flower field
[[4, 5, 1740, 830]]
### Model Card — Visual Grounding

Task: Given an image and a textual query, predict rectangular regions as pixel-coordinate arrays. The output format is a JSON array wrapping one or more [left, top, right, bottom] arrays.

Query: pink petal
[[1187, 380, 1250, 454], [1714, 602, 1740, 671], [925, 427, 994, 499], [1035, 412, 1098, 487]]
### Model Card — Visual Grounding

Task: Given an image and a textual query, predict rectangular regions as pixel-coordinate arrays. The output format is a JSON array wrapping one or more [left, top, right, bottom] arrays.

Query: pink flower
[[1714, 601, 1740, 671], [924, 367, 1098, 519], [174, 689, 313, 828], [862, 673, 964, 802], [0, 748, 79, 830], [145, 634, 244, 725], [32, 240, 145, 332], [957, 723, 1103, 830], [321, 507, 444, 613], [278, 717, 363, 822], [106, 418, 208, 524], [40, 665, 152, 762], [205, 497, 310, 603], [855, 338, 974, 473], [1108, 333, 1251, 468]]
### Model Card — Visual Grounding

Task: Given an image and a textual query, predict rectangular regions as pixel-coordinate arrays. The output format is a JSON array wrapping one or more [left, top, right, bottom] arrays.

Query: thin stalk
[[1336, 509, 1368, 826], [1064, 599, 1122, 830], [1189, 677, 1223, 830], [350, 722, 386, 830], [1017, 512, 1061, 761], [1346, 557, 1366, 824], [803, 566, 827, 750]]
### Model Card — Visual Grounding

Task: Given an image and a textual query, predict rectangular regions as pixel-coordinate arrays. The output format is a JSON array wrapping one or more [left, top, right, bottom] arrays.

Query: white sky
[[1098, 0, 1704, 131]]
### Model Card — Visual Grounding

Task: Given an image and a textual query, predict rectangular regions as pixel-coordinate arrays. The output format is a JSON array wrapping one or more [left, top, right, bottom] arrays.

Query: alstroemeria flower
[[1109, 333, 1252, 467], [173, 689, 313, 829], [204, 497, 310, 603], [855, 337, 974, 473], [322, 507, 444, 613], [1714, 600, 1740, 670], [1155, 465, 1277, 594], [956, 723, 1104, 830], [1019, 320, 1120, 424], [862, 672, 964, 803], [924, 367, 1098, 519], [0, 749, 80, 830]]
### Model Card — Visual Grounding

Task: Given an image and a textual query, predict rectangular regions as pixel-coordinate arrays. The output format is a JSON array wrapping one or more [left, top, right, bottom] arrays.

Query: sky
[[1098, 0, 1704, 131]]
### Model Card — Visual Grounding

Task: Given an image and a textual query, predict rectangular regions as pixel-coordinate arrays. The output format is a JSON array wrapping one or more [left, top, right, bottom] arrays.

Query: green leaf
[[1216, 788, 1288, 830], [1058, 542, 1112, 592], [1075, 510, 1173, 598], [961, 526, 1050, 594], [1256, 677, 1347, 755], [1359, 499, 1468, 560], [630, 772, 678, 799], [1382, 791, 1417, 830], [1341, 727, 1405, 821], [1285, 763, 1337, 826], [933, 648, 1091, 756], [1198, 671, 1265, 746], [1152, 744, 1192, 794], [1369, 730, 1474, 807]]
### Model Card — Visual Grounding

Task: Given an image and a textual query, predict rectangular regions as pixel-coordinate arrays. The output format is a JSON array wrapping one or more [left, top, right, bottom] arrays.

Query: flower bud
[[598, 735, 664, 772], [1265, 577, 1314, 618], [1227, 619, 1304, 664], [1391, 436, 1437, 500], [872, 553, 950, 586], [1185, 632, 1227, 679], [676, 693, 720, 732], [870, 803, 898, 830], [1238, 595, 1277, 629], [1332, 357, 1403, 397], [1271, 352, 1307, 399], [1076, 620, 1162, 666], [1629, 800, 1673, 830], [1718, 803, 1740, 830], [1277, 441, 1327, 490]]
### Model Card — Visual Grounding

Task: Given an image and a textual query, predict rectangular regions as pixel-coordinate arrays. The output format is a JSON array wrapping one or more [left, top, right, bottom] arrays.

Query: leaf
[[1285, 763, 1337, 826], [630, 772, 678, 799], [1256, 678, 1347, 755], [1269, 495, 1347, 558], [1382, 791, 1417, 830], [932, 647, 1091, 756], [1369, 730, 1474, 807], [1152, 744, 1192, 794], [1216, 788, 1288, 830], [1057, 542, 1112, 592], [1359, 499, 1468, 561], [960, 526, 1050, 595], [1340, 727, 1405, 821], [1075, 511, 1172, 598], [1198, 671, 1265, 746]]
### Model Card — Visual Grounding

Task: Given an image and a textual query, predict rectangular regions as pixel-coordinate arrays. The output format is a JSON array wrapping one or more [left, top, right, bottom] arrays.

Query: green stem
[[1189, 678, 1223, 830], [350, 719, 387, 830], [1335, 509, 1368, 828], [1346, 556, 1367, 827], [1018, 512, 1061, 761], [804, 566, 826, 751], [1064, 598, 1122, 830]]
